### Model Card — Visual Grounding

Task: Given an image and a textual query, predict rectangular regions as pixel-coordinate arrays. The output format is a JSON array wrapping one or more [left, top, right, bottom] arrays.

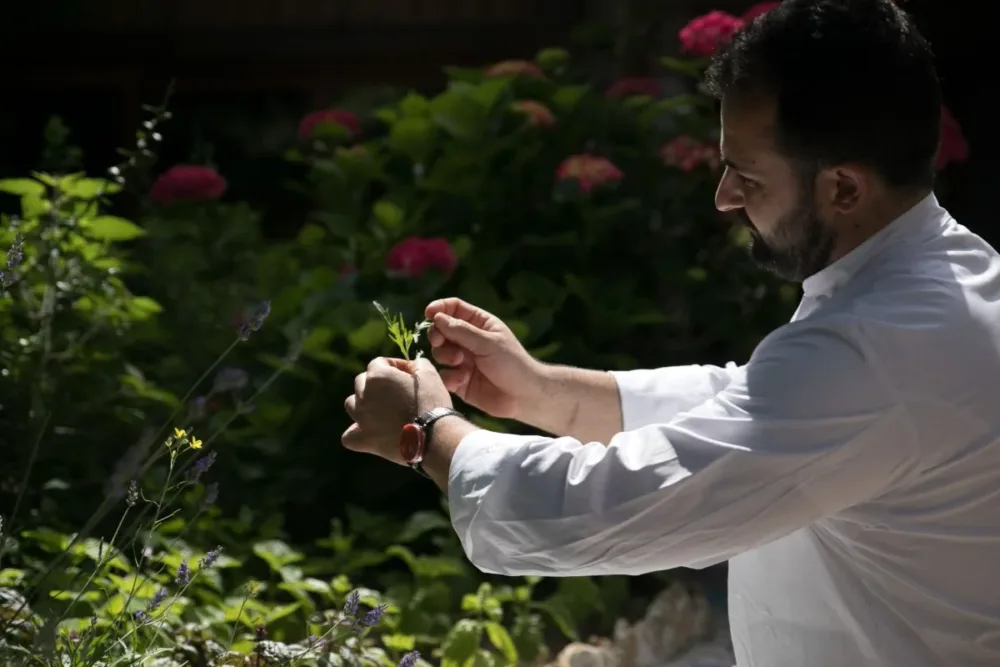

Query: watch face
[[399, 423, 425, 464]]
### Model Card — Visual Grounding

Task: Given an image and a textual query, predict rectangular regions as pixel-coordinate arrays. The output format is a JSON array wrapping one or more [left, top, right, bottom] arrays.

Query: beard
[[739, 184, 837, 283]]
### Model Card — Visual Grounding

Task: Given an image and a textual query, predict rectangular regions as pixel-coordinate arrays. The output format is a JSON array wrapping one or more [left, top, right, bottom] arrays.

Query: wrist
[[511, 360, 566, 431]]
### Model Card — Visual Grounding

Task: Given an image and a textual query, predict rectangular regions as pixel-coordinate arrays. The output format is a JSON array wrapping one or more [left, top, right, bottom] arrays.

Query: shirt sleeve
[[447, 323, 915, 577], [609, 363, 742, 430]]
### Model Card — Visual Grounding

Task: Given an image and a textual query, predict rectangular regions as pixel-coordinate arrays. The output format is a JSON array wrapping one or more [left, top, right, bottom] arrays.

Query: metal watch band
[[410, 407, 464, 477]]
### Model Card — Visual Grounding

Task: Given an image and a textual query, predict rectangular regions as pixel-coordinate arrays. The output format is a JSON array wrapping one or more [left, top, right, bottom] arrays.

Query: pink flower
[[511, 100, 556, 128], [298, 109, 361, 141], [935, 105, 969, 171], [741, 1, 780, 22], [606, 77, 661, 99], [679, 11, 745, 58], [484, 60, 545, 79], [660, 136, 720, 172], [555, 154, 624, 193], [386, 237, 458, 278], [149, 165, 227, 205]]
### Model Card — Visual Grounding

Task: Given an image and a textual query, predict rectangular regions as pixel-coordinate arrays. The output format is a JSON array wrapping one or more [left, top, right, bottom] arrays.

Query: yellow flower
[[174, 427, 187, 439], [190, 437, 203, 450]]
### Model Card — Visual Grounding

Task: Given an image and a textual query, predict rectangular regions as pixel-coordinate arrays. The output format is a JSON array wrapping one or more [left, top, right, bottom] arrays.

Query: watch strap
[[409, 407, 464, 477]]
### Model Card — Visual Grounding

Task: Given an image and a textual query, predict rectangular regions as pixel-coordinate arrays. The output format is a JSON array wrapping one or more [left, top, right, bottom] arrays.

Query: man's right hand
[[425, 298, 544, 420]]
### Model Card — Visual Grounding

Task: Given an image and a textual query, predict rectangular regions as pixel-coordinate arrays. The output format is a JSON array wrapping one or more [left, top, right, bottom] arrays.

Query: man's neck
[[828, 188, 931, 266]]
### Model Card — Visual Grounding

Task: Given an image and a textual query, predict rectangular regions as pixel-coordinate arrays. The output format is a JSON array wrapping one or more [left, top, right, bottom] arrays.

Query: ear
[[817, 165, 868, 217]]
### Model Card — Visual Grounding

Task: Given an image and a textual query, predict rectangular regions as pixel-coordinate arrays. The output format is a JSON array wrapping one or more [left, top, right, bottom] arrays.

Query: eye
[[738, 173, 760, 191]]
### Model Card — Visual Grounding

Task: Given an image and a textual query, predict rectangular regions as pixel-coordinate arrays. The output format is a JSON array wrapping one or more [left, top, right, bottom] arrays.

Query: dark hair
[[704, 0, 941, 189]]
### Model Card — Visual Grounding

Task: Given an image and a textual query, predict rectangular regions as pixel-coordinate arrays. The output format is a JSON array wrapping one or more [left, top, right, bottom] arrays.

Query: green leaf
[[61, 175, 121, 198], [127, 296, 163, 320], [0, 569, 25, 586], [382, 634, 417, 652], [485, 622, 519, 664], [441, 619, 482, 665], [82, 215, 146, 241], [430, 90, 486, 140], [660, 56, 707, 78], [551, 85, 589, 110], [0, 178, 44, 196], [389, 117, 437, 161], [373, 200, 405, 229], [400, 93, 430, 116], [349, 319, 389, 352], [252, 540, 304, 572]]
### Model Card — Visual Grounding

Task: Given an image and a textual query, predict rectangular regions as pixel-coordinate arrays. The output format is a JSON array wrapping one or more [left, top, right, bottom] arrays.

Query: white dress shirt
[[447, 193, 1000, 666]]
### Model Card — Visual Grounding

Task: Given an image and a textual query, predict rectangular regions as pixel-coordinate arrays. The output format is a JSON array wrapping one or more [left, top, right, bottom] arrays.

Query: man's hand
[[427, 297, 624, 442], [342, 357, 452, 464], [425, 298, 546, 421]]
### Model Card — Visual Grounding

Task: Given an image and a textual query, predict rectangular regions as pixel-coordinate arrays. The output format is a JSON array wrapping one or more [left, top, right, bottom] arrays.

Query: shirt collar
[[801, 192, 948, 298]]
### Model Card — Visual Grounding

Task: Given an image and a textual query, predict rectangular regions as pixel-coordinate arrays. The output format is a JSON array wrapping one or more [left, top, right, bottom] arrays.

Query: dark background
[[1, 0, 993, 243]]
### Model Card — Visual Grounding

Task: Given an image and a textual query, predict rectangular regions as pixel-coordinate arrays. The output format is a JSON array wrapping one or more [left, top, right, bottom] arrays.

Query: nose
[[715, 167, 744, 212]]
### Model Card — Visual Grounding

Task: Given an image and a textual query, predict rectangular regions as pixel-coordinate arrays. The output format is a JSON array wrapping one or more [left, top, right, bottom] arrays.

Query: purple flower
[[176, 560, 190, 586], [198, 546, 223, 569], [238, 300, 271, 341], [148, 587, 168, 612], [187, 451, 217, 483], [359, 603, 387, 629], [134, 610, 149, 623], [343, 590, 360, 617], [399, 650, 420, 667]]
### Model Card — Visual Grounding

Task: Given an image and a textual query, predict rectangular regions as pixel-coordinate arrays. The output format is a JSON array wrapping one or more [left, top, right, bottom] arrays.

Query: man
[[342, 0, 1000, 665]]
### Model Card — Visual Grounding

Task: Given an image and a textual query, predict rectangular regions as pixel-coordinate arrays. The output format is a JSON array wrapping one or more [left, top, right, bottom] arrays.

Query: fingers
[[425, 297, 479, 322], [354, 372, 366, 397], [431, 313, 496, 355], [341, 422, 364, 451], [431, 342, 465, 367], [344, 394, 357, 419], [439, 366, 471, 396]]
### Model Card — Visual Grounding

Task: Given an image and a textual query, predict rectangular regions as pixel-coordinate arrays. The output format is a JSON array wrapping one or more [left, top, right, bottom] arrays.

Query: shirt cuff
[[609, 364, 738, 431]]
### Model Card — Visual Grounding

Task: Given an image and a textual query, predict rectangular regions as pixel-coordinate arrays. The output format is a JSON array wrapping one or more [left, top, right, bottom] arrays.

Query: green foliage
[[374, 301, 431, 360], [0, 29, 795, 667]]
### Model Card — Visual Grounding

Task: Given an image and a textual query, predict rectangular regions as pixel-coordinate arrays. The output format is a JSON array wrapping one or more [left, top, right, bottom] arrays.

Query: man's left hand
[[342, 357, 453, 464]]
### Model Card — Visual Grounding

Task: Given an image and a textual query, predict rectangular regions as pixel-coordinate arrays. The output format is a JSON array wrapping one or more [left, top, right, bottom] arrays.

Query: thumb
[[433, 313, 496, 355], [412, 356, 438, 375]]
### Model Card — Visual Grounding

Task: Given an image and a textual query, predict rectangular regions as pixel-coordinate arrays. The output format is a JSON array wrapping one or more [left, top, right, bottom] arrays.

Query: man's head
[[704, 0, 941, 282]]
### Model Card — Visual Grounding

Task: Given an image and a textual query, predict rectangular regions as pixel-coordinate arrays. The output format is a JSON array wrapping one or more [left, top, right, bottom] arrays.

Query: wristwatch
[[399, 407, 465, 477]]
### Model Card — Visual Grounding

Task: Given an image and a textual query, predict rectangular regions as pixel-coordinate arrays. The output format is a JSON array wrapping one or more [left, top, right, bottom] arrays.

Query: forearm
[[514, 363, 623, 444]]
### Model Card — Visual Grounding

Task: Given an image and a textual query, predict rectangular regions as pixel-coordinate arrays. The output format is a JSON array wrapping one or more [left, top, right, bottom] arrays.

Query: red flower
[[660, 136, 720, 172], [555, 154, 624, 193], [149, 165, 227, 205], [606, 77, 661, 99], [484, 60, 545, 79], [741, 1, 780, 21], [511, 100, 556, 128], [679, 11, 745, 58], [935, 105, 969, 171], [386, 237, 458, 278], [298, 109, 361, 141]]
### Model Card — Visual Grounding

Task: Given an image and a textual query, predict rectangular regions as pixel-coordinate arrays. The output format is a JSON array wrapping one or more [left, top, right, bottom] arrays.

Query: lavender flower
[[176, 560, 190, 586], [343, 590, 361, 617], [399, 650, 420, 667], [126, 480, 139, 507], [238, 300, 271, 341], [198, 546, 223, 569], [358, 603, 387, 629], [187, 451, 217, 483], [147, 587, 167, 612], [134, 610, 148, 623], [6, 233, 23, 269]]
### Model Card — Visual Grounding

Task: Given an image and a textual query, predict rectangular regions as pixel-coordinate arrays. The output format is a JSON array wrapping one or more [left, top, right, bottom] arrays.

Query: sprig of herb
[[373, 301, 432, 360]]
